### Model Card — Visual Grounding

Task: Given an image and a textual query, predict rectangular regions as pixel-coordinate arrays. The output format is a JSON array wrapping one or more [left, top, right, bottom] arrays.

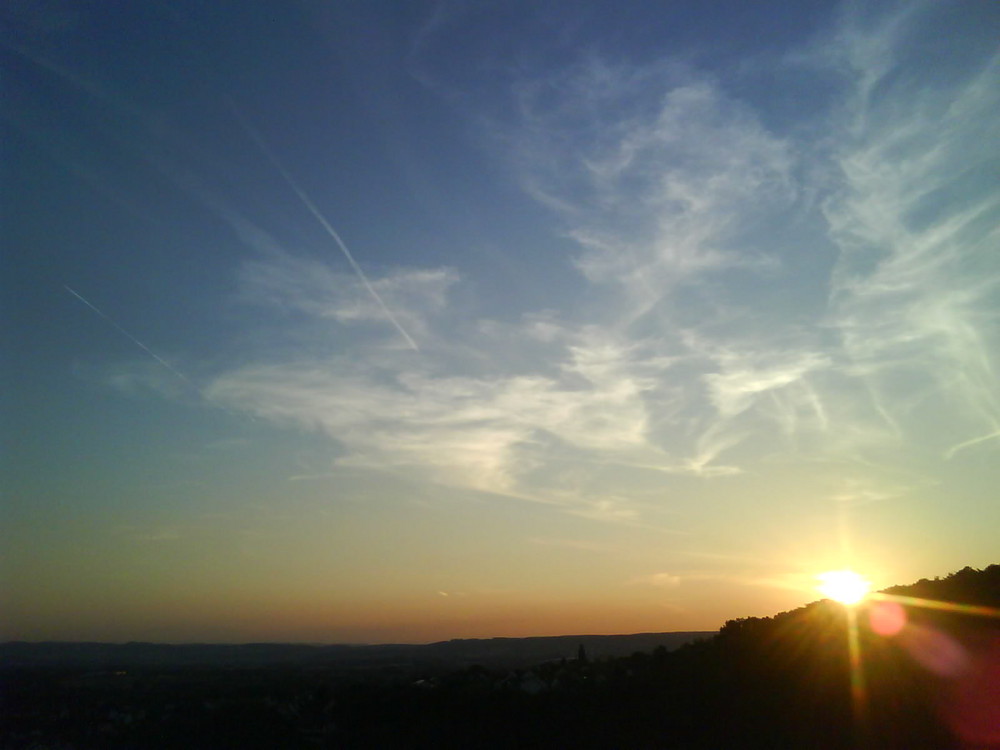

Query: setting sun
[[817, 570, 871, 606]]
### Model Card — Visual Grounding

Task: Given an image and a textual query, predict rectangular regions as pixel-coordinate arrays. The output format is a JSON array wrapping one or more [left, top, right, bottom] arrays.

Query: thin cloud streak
[[64, 285, 197, 392], [238, 252, 457, 343], [229, 103, 421, 351], [944, 430, 1000, 462]]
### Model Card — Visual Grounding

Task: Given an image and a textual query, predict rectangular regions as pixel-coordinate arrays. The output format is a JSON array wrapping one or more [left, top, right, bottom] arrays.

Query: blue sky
[[3, 0, 999, 643]]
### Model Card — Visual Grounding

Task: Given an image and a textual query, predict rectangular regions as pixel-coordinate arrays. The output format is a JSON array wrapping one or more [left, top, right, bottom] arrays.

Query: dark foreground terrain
[[3, 566, 998, 749]]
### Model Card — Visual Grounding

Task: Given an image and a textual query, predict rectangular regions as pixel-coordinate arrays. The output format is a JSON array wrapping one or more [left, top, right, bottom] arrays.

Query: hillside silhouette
[[3, 565, 998, 748]]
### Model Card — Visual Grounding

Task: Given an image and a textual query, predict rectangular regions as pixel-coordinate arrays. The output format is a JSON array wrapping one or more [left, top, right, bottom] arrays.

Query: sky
[[3, 0, 999, 644]]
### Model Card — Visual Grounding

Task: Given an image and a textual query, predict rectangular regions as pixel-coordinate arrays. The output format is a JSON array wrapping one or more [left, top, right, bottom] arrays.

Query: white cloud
[[203, 64, 812, 508], [239, 251, 459, 341], [703, 351, 831, 419], [823, 12, 1000, 453], [206, 328, 676, 501], [509, 64, 795, 326], [199, 3, 999, 526]]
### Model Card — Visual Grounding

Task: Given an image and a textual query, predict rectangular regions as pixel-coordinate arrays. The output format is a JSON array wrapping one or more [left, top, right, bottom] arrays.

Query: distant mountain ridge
[[0, 631, 713, 670], [8, 566, 997, 672], [3, 566, 998, 748]]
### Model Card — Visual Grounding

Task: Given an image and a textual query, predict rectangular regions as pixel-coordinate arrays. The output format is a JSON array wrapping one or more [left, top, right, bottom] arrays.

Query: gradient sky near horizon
[[3, 0, 999, 644]]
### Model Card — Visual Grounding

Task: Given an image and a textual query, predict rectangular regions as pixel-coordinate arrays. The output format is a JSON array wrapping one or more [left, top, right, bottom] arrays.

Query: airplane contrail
[[228, 102, 420, 351], [237, 117, 420, 352], [64, 285, 198, 390]]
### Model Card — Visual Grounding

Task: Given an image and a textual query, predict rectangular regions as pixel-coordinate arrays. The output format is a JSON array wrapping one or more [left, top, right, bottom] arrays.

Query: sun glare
[[817, 570, 871, 606]]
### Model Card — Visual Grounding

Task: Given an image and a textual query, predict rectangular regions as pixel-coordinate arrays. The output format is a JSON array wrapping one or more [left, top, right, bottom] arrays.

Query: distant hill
[[421, 631, 712, 665], [0, 631, 712, 670], [6, 565, 997, 674], [880, 563, 1000, 606], [3, 566, 997, 748]]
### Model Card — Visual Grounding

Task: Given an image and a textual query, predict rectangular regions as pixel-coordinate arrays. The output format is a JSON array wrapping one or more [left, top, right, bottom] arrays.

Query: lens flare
[[817, 570, 871, 605]]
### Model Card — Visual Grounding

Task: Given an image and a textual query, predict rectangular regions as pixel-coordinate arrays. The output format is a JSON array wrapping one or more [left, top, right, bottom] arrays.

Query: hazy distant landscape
[[3, 566, 998, 748], [0, 631, 712, 672]]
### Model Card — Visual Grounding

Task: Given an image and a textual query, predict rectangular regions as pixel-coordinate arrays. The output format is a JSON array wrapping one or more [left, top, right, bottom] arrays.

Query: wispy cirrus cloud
[[198, 2, 998, 528], [700, 347, 831, 421], [239, 251, 459, 342], [510, 62, 795, 317], [823, 9, 1000, 458], [206, 327, 680, 501], [128, 25, 803, 519]]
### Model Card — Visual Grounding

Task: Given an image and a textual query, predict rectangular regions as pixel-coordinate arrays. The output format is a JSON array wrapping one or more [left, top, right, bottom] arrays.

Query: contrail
[[228, 103, 420, 351], [944, 428, 1000, 460], [64, 285, 197, 390]]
